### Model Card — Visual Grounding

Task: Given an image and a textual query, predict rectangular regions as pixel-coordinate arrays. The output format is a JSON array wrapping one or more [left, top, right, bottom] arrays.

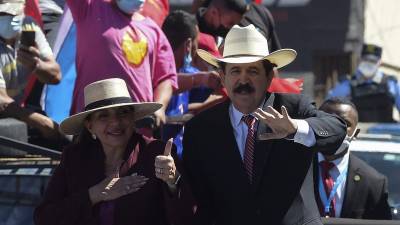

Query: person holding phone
[[0, 0, 62, 142]]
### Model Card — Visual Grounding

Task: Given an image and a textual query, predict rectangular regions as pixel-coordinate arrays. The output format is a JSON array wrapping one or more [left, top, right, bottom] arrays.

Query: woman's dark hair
[[66, 123, 103, 160], [162, 10, 198, 51], [74, 124, 99, 145]]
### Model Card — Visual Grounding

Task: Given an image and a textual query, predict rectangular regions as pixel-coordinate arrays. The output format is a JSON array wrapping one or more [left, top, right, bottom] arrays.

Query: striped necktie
[[242, 115, 256, 183]]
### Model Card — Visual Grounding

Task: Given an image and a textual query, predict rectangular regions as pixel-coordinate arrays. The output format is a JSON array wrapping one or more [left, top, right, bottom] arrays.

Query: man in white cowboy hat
[[0, 0, 62, 143], [182, 24, 347, 225]]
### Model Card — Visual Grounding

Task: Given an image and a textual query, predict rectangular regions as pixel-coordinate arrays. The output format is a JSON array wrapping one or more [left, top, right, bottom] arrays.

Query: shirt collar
[[229, 103, 245, 128], [229, 97, 266, 127], [318, 150, 350, 174]]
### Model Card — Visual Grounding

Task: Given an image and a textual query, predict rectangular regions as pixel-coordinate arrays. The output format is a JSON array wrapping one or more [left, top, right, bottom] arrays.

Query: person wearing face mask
[[328, 43, 400, 122], [195, 0, 281, 52], [0, 0, 63, 144], [66, 0, 177, 134], [161, 10, 223, 157], [314, 97, 392, 219]]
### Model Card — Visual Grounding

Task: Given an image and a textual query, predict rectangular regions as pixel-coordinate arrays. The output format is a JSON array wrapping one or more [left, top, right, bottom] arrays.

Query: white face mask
[[0, 15, 23, 40], [116, 0, 145, 15], [336, 135, 351, 153], [358, 60, 379, 78], [335, 128, 359, 156]]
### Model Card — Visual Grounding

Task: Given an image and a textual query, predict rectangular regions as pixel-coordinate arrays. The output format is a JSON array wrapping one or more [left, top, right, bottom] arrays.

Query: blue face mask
[[0, 15, 23, 40], [183, 53, 192, 69], [116, 0, 145, 15]]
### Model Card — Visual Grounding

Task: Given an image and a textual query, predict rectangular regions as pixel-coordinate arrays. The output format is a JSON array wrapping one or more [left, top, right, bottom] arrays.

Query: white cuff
[[293, 119, 316, 147]]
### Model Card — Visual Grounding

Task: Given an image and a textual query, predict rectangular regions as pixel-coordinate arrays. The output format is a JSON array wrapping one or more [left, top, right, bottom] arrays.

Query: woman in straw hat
[[34, 78, 193, 225]]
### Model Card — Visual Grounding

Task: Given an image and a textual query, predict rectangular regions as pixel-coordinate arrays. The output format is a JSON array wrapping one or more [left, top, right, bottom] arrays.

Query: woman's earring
[[91, 133, 97, 140]]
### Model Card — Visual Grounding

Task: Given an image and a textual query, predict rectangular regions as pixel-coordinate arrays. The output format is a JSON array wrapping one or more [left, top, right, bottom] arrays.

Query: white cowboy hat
[[197, 24, 297, 69], [0, 0, 25, 16], [60, 78, 162, 135]]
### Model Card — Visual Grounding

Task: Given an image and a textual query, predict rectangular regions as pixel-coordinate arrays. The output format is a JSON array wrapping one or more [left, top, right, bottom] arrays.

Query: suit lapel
[[217, 100, 252, 188], [341, 154, 362, 217], [253, 93, 275, 190], [312, 155, 321, 201]]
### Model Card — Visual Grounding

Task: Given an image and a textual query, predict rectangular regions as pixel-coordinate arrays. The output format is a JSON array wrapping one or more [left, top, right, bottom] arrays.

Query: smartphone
[[20, 30, 36, 47]]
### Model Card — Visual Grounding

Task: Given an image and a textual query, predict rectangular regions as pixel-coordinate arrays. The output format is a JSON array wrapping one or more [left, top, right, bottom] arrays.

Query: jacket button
[[319, 131, 328, 136]]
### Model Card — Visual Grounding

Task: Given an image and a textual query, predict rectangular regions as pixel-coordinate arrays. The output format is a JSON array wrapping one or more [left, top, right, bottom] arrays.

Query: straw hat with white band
[[197, 24, 297, 69], [60, 78, 162, 135]]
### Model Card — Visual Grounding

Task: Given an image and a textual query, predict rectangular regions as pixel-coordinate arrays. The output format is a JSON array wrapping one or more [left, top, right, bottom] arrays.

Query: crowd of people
[[0, 0, 398, 224]]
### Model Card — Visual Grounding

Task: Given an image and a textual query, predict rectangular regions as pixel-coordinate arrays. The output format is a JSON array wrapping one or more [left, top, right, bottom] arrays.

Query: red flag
[[268, 77, 303, 94], [24, 0, 43, 27], [198, 32, 221, 58], [21, 0, 43, 107]]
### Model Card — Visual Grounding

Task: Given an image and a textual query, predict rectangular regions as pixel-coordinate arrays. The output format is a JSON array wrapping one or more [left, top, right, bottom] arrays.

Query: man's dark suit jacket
[[314, 154, 392, 220], [183, 93, 347, 225]]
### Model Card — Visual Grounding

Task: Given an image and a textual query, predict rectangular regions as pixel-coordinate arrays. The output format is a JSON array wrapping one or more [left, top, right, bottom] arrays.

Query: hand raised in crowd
[[17, 45, 41, 72], [205, 71, 222, 90], [88, 173, 148, 205], [155, 138, 180, 187], [196, 71, 222, 90], [254, 106, 298, 140]]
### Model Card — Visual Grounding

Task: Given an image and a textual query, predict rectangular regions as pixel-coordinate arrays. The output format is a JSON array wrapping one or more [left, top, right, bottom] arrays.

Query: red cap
[[198, 32, 221, 58]]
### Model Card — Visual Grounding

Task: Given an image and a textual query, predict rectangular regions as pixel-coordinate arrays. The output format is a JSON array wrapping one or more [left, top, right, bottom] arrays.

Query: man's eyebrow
[[248, 66, 259, 70]]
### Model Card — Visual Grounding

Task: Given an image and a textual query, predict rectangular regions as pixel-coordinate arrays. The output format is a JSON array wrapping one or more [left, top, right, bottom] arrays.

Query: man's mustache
[[233, 83, 255, 94]]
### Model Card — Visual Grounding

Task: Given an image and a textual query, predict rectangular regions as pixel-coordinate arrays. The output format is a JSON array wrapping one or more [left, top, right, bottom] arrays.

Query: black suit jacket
[[183, 93, 347, 225], [314, 154, 392, 220]]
